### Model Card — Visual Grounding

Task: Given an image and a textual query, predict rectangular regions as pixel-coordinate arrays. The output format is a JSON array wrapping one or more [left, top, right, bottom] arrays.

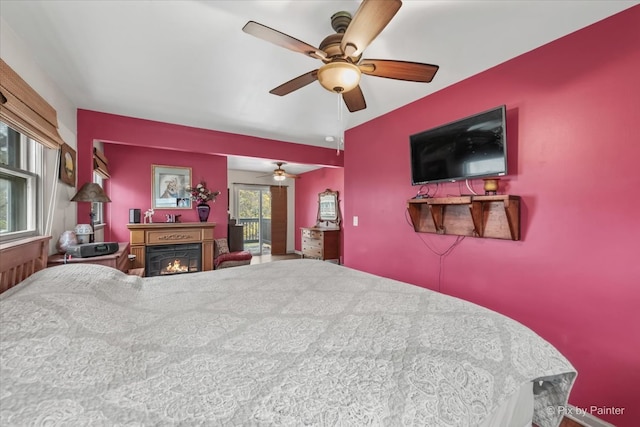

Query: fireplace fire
[[162, 259, 189, 275], [146, 243, 202, 277]]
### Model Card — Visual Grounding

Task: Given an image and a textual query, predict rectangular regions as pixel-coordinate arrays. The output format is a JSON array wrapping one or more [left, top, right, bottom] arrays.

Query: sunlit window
[[0, 121, 42, 240], [93, 172, 104, 225]]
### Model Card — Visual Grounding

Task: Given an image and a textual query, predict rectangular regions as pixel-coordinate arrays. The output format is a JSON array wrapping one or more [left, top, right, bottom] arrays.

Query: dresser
[[301, 227, 340, 263], [47, 242, 131, 273]]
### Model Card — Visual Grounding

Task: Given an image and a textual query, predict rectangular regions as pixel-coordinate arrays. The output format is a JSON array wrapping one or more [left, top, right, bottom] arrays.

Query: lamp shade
[[317, 61, 361, 93], [71, 182, 111, 203]]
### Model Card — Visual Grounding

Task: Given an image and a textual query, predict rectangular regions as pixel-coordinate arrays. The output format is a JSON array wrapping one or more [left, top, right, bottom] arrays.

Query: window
[[0, 121, 43, 240], [92, 146, 109, 226], [235, 185, 272, 255], [92, 172, 104, 225]]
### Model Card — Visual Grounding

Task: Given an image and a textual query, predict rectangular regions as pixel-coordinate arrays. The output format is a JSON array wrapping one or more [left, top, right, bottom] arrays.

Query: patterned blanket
[[0, 260, 575, 426]]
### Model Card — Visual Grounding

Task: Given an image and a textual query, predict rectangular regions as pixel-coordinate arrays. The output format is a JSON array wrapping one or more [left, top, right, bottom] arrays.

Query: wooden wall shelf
[[407, 195, 520, 241]]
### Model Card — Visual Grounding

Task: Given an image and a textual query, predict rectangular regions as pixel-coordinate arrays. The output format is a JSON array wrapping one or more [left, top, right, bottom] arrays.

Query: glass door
[[236, 186, 271, 255]]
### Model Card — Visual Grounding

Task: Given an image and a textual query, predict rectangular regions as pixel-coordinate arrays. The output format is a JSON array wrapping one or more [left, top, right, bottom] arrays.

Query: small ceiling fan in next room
[[242, 0, 439, 112], [257, 162, 299, 181]]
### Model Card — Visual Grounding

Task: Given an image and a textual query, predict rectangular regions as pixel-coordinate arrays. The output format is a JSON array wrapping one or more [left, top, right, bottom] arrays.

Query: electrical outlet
[[353, 216, 358, 226]]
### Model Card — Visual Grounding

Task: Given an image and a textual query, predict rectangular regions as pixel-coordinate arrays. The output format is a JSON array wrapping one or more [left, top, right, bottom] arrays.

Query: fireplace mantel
[[127, 222, 216, 272]]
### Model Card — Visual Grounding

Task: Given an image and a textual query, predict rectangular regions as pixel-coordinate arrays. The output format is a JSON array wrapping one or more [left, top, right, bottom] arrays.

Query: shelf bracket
[[469, 202, 485, 237], [503, 198, 520, 240], [428, 204, 446, 234]]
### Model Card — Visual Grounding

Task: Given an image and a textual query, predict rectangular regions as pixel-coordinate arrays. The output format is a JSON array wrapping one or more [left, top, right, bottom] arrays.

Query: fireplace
[[146, 243, 202, 277], [127, 222, 216, 273]]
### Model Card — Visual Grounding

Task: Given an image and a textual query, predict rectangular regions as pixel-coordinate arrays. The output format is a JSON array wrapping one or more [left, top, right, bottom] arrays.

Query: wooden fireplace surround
[[127, 222, 216, 272]]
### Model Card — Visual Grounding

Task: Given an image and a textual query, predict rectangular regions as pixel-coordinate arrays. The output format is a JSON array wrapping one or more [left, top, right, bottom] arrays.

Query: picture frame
[[59, 143, 76, 187], [151, 165, 192, 209]]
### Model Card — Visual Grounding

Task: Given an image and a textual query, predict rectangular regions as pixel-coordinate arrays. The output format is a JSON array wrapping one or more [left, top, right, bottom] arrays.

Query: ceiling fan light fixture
[[273, 174, 286, 182], [317, 61, 361, 93]]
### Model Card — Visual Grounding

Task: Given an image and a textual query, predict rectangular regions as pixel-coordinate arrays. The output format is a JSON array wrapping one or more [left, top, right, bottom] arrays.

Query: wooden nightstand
[[127, 268, 145, 277], [47, 242, 131, 274]]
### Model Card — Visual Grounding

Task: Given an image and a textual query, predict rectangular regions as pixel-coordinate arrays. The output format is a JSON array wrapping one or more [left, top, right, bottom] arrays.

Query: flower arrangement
[[187, 181, 220, 205]]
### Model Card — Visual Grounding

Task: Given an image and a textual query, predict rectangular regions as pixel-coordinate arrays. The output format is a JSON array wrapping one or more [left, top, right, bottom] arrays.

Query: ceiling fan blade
[[342, 85, 366, 112], [341, 0, 402, 58], [285, 173, 299, 179], [242, 21, 326, 60], [359, 59, 439, 82], [269, 70, 318, 96]]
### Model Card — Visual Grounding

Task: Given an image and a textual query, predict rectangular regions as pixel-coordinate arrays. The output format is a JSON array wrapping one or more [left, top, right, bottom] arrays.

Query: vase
[[56, 230, 78, 254], [196, 203, 210, 222], [483, 178, 500, 195]]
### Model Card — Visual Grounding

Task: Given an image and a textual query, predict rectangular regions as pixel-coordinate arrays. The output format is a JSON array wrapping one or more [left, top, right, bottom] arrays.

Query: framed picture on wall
[[151, 165, 192, 209], [59, 143, 76, 187]]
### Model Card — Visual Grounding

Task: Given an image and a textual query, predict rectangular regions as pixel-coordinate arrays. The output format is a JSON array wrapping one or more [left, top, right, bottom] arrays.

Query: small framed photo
[[59, 143, 77, 187], [151, 165, 192, 209]]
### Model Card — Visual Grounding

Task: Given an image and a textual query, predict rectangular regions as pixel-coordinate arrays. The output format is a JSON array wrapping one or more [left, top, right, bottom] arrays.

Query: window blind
[[0, 59, 65, 149], [93, 147, 110, 178]]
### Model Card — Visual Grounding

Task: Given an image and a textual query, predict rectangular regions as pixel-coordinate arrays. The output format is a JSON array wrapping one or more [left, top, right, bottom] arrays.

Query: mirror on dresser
[[316, 189, 341, 230], [300, 189, 341, 263]]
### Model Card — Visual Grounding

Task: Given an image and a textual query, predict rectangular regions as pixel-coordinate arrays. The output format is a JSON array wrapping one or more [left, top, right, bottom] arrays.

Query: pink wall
[[102, 144, 228, 243], [76, 109, 344, 225], [294, 167, 345, 259], [343, 7, 639, 426]]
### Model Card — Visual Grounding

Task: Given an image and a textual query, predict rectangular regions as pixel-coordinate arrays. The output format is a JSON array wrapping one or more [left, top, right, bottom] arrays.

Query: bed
[[0, 259, 576, 426]]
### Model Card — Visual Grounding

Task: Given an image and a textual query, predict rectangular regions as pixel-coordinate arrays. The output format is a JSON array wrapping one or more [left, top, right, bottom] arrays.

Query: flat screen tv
[[410, 105, 507, 185]]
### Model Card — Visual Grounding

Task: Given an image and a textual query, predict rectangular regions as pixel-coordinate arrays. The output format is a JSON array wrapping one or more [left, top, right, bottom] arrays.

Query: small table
[[47, 242, 132, 274]]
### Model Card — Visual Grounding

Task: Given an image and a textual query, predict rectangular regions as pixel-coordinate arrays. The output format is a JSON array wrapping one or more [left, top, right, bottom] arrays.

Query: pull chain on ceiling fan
[[242, 0, 439, 113], [337, 93, 344, 155]]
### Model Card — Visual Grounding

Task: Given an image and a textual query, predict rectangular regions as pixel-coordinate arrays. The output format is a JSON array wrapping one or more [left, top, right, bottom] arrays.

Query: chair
[[214, 238, 252, 269]]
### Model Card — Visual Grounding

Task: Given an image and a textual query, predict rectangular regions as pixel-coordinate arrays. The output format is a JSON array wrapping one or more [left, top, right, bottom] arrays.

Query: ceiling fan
[[258, 162, 299, 181], [242, 0, 439, 113]]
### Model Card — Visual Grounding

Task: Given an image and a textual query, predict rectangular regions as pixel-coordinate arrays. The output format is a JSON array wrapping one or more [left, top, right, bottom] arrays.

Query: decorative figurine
[[143, 209, 154, 224]]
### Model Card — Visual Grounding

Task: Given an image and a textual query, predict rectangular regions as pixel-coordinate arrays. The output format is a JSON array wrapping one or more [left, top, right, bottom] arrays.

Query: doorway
[[236, 186, 272, 255]]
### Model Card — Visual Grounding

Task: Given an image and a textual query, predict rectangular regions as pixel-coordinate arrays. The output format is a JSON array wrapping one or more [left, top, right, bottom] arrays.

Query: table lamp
[[71, 182, 111, 243]]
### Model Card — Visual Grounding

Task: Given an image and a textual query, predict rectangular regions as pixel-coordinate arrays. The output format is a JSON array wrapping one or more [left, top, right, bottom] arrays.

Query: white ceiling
[[226, 156, 320, 176], [1, 0, 636, 173]]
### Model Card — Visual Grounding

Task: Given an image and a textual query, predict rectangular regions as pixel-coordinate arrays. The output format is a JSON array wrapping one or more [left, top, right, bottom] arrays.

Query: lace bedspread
[[0, 260, 575, 426]]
